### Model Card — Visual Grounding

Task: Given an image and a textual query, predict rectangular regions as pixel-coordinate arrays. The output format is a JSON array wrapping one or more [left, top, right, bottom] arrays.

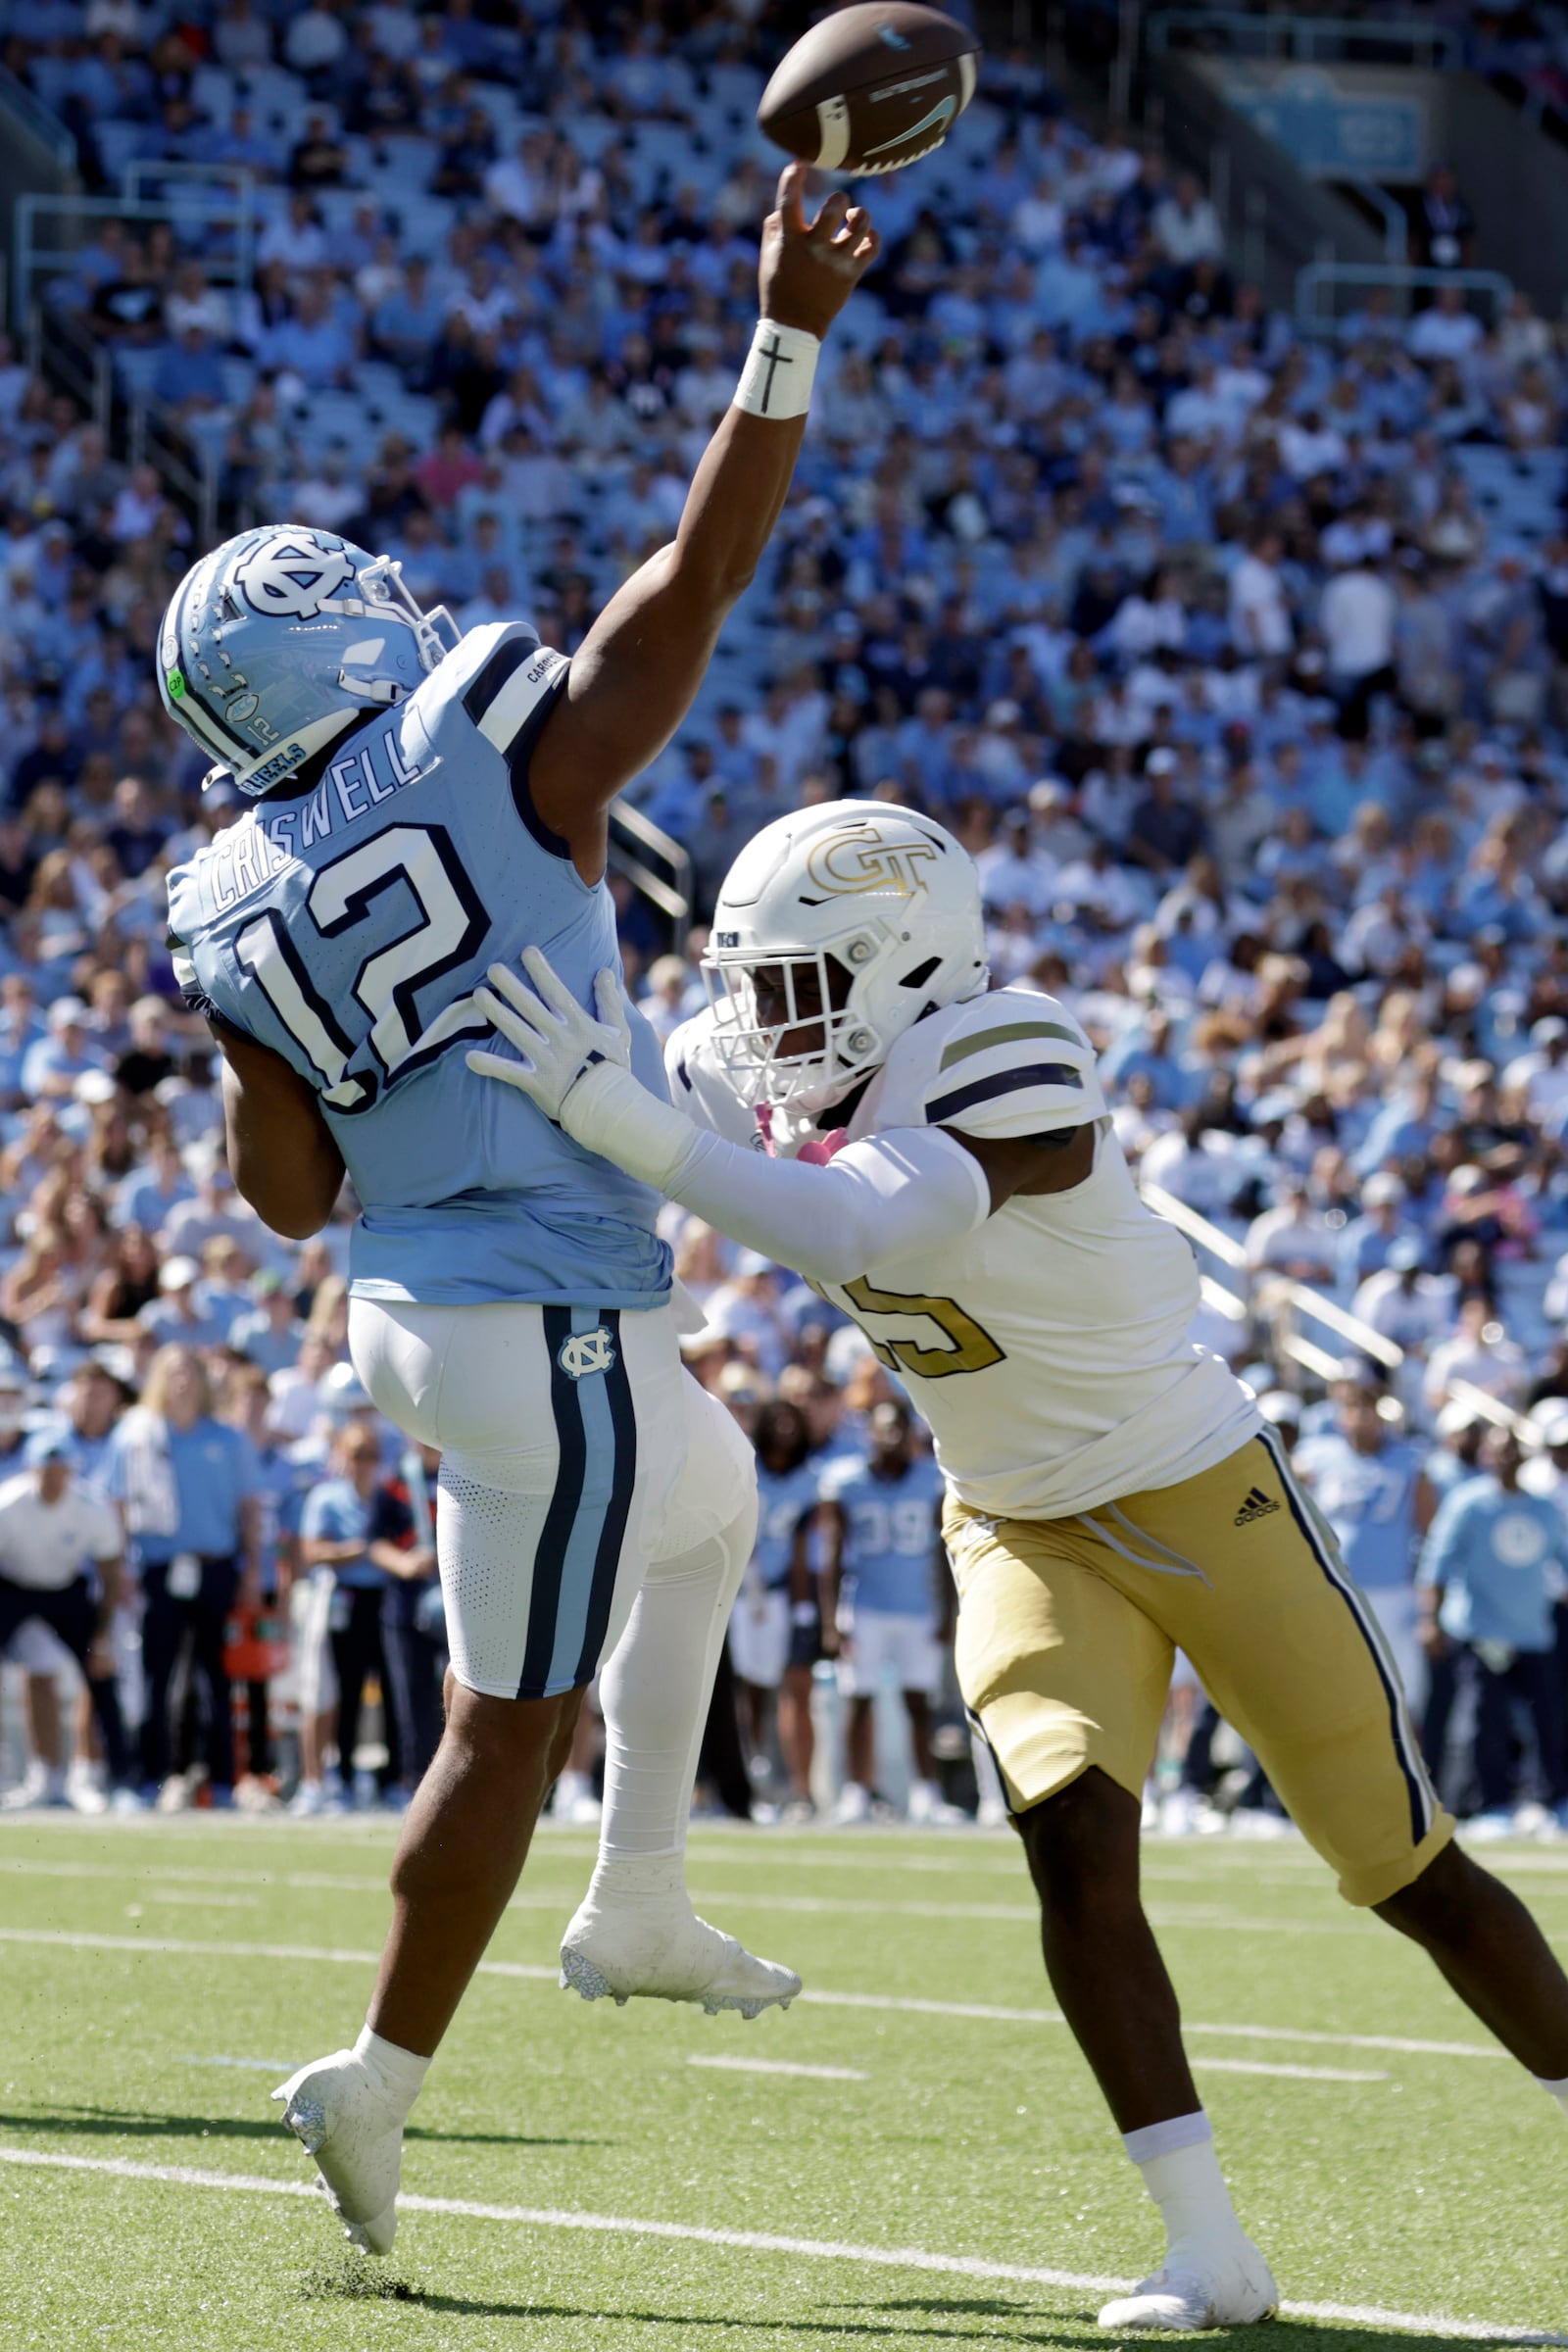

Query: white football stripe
[[180, 2055, 299, 2072], [688, 2055, 867, 2082], [957, 50, 977, 111], [0, 1925, 1506, 2060], [1193, 2057, 1388, 2082], [0, 2145, 1554, 2339], [814, 94, 852, 172]]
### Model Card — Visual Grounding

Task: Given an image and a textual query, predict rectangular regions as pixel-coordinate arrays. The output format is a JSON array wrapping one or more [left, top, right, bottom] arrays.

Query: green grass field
[[0, 1816, 1564, 2351]]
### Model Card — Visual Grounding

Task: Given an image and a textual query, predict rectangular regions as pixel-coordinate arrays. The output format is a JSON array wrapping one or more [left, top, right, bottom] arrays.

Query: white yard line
[[0, 2144, 1556, 2342], [804, 1987, 1502, 2059], [0, 1853, 1374, 1933], [1192, 2057, 1388, 2082], [144, 1887, 260, 1909], [0, 1925, 1507, 2061], [687, 2055, 868, 2082], [180, 2056, 295, 2073]]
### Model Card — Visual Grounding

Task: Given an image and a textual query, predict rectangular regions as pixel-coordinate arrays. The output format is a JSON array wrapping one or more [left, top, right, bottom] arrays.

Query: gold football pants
[[946, 1429, 1451, 1906]]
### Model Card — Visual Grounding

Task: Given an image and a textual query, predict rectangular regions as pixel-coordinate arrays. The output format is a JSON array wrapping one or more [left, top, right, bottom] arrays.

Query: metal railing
[[0, 62, 76, 173], [1349, 178, 1408, 267], [119, 160, 261, 289], [1295, 261, 1515, 339], [28, 299, 219, 546], [1141, 1181, 1547, 1446], [13, 184, 260, 331], [608, 803, 693, 956], [1148, 11, 1459, 70], [27, 302, 110, 433]]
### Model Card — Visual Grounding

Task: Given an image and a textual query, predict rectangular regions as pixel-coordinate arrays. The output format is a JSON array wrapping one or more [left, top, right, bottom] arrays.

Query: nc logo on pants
[[558, 1326, 616, 1380]]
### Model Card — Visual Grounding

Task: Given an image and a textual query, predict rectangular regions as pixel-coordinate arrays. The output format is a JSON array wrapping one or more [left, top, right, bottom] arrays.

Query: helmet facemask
[[704, 914, 915, 1117], [333, 555, 461, 703]]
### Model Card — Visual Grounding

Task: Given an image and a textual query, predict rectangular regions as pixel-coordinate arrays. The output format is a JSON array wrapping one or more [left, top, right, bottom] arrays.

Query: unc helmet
[[157, 524, 462, 798], [704, 799, 989, 1115]]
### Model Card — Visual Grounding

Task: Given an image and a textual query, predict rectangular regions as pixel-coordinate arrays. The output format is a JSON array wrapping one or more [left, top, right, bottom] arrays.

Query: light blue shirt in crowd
[[1417, 1476, 1566, 1652], [103, 1415, 262, 1563], [301, 1476, 385, 1591]]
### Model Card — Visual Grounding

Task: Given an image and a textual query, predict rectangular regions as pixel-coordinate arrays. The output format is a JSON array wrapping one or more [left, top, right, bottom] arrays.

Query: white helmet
[[704, 800, 989, 1115]]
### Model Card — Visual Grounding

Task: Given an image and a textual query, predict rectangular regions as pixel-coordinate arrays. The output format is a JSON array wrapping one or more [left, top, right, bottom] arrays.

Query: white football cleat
[[272, 2048, 408, 2255], [832, 1780, 872, 1826], [1098, 2233, 1279, 2332], [560, 1892, 801, 2019], [906, 1779, 969, 1827]]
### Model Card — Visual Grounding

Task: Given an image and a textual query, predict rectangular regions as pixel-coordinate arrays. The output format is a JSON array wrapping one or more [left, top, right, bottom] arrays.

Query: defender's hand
[[760, 161, 880, 339], [468, 951, 632, 1123]]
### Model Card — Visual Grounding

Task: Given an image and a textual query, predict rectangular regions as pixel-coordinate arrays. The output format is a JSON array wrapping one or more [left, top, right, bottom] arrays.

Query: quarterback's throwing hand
[[468, 948, 631, 1123]]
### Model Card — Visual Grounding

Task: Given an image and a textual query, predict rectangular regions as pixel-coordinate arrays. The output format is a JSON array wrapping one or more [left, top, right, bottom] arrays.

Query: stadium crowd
[[0, 0, 1567, 1833]]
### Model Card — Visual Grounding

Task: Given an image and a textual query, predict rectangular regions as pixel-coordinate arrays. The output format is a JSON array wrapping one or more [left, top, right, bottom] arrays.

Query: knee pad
[[654, 1376, 758, 1563]]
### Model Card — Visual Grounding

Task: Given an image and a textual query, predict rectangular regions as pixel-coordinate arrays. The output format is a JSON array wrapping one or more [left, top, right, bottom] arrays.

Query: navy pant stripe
[[519, 1304, 587, 1698], [1255, 1425, 1432, 1846], [572, 1310, 638, 1687]]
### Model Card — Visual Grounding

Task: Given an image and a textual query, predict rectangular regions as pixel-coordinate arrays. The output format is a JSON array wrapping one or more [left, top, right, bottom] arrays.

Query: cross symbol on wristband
[[757, 331, 794, 414]]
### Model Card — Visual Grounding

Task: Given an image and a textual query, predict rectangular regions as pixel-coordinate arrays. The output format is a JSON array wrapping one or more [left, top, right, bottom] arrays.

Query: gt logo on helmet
[[806, 825, 939, 900], [234, 539, 354, 619]]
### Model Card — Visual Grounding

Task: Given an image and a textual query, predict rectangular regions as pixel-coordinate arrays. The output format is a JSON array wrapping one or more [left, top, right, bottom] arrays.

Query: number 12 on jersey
[[234, 823, 489, 1112]]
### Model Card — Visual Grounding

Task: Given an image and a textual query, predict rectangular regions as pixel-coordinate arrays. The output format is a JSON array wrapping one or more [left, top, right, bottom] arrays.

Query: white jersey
[[0, 1471, 122, 1592], [667, 990, 1258, 1522]]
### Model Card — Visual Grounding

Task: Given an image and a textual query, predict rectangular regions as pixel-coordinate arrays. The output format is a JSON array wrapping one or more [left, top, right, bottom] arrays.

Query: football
[[757, 3, 982, 176]]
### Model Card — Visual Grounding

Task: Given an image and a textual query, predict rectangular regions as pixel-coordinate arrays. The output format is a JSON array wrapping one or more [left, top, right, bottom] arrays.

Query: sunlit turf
[[0, 1815, 1565, 2348]]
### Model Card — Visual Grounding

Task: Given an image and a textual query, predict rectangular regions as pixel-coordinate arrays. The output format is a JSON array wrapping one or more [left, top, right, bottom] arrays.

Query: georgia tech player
[[470, 798, 1568, 2333], [158, 171, 879, 2255]]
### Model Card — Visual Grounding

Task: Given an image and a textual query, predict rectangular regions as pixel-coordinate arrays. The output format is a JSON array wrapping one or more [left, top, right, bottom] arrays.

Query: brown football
[[757, 4, 982, 176]]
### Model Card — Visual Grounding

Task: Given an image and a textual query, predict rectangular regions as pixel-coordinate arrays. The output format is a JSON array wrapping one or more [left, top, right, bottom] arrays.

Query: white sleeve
[[664, 1125, 992, 1284], [558, 1061, 991, 1283]]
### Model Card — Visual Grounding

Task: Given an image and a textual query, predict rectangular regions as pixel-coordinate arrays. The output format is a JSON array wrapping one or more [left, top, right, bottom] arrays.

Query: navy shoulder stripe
[[461, 632, 536, 729], [926, 1061, 1084, 1124], [506, 662, 573, 861]]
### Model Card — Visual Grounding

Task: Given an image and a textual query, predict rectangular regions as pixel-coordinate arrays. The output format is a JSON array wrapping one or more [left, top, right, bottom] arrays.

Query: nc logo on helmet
[[806, 825, 939, 900], [234, 538, 354, 620], [558, 1326, 617, 1381]]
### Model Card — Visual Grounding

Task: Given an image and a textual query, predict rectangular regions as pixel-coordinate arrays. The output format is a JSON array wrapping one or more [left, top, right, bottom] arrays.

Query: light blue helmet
[[157, 523, 462, 798]]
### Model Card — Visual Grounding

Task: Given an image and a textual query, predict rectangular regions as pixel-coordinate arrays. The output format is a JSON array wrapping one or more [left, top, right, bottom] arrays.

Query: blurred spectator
[[1419, 1428, 1567, 1829]]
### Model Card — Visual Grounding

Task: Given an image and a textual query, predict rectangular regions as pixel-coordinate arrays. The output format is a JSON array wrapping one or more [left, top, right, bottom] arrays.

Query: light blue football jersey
[[167, 623, 672, 1308], [753, 1459, 822, 1591], [818, 1451, 947, 1616]]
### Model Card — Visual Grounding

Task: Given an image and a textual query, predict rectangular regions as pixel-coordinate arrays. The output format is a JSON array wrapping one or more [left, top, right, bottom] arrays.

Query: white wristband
[[733, 318, 819, 420]]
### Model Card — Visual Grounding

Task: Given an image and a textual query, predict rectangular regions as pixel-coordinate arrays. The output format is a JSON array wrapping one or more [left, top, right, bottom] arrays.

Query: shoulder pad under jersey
[[864, 987, 1107, 1141]]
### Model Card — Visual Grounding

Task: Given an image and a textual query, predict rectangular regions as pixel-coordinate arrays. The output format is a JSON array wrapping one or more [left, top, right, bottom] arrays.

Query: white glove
[[467, 948, 631, 1122]]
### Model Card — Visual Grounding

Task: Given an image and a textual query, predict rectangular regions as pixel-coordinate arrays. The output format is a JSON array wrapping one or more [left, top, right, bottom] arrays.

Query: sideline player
[[471, 796, 1568, 2332], [729, 1396, 821, 1815], [159, 171, 879, 2254], [818, 1396, 960, 1826]]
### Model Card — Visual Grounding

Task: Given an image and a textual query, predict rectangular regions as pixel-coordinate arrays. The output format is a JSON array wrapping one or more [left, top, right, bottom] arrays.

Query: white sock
[[1123, 2112, 1244, 2250], [1537, 2074, 1568, 2118], [589, 1490, 758, 1898], [354, 2024, 430, 2109]]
